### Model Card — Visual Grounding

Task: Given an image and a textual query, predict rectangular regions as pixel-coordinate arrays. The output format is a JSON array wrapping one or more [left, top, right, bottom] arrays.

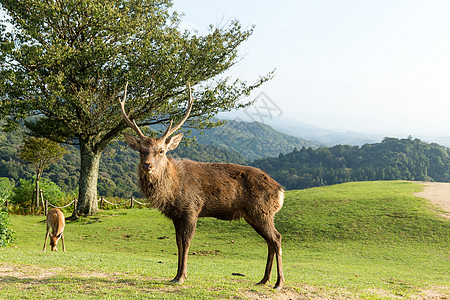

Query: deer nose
[[143, 163, 154, 172]]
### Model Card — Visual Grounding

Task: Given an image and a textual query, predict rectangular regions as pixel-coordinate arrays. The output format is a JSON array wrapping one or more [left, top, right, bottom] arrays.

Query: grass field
[[0, 181, 448, 299]]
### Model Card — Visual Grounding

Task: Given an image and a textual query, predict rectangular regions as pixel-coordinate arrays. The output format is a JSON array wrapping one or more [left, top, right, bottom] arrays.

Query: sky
[[173, 0, 450, 137]]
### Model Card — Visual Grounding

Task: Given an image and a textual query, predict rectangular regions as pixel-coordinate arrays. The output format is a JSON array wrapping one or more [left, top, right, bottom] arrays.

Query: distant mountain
[[218, 114, 383, 146], [270, 117, 450, 149], [192, 119, 324, 161], [256, 117, 382, 146], [219, 113, 450, 147]]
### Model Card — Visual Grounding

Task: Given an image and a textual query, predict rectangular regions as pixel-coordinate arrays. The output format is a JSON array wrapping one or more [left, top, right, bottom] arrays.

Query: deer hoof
[[256, 279, 269, 286], [273, 284, 282, 290], [170, 278, 183, 285]]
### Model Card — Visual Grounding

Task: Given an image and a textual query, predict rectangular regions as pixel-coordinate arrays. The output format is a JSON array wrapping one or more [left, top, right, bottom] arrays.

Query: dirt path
[[414, 182, 450, 219]]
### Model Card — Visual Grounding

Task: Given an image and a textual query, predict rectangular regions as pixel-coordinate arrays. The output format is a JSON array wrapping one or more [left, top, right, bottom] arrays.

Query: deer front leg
[[170, 217, 197, 284], [43, 231, 49, 251], [172, 225, 184, 284]]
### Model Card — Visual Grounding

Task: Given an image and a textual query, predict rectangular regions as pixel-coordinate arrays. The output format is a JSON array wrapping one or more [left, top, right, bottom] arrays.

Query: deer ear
[[123, 133, 140, 151], [166, 133, 183, 151]]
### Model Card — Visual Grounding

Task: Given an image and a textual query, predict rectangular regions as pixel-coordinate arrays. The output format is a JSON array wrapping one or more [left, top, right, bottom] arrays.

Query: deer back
[[47, 208, 65, 237]]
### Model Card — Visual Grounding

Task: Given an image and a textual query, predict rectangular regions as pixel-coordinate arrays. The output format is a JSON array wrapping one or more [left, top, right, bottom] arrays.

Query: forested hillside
[[192, 119, 323, 160], [252, 137, 450, 190]]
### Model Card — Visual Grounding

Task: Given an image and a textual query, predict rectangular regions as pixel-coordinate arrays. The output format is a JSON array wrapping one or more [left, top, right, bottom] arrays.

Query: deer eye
[[159, 149, 165, 156]]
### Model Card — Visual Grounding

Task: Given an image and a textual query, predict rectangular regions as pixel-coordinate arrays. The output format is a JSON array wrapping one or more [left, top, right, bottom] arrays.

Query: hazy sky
[[174, 0, 450, 137]]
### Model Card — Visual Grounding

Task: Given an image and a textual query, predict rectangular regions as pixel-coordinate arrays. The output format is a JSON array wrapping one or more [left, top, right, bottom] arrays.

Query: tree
[[0, 0, 271, 215], [18, 136, 67, 209]]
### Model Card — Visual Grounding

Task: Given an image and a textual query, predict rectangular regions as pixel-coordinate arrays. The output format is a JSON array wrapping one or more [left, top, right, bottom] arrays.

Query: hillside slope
[[193, 119, 323, 160], [278, 181, 449, 243]]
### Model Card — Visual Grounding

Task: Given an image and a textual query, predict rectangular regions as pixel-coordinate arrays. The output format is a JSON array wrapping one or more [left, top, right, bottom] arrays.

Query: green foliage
[[0, 207, 14, 247], [0, 2, 266, 138], [0, 177, 14, 201], [10, 177, 67, 209], [253, 137, 450, 189], [0, 178, 14, 246]]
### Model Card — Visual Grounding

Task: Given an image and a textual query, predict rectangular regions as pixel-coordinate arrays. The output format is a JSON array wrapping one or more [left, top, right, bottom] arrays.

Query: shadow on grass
[[65, 216, 102, 225], [0, 274, 177, 289], [0, 274, 194, 299]]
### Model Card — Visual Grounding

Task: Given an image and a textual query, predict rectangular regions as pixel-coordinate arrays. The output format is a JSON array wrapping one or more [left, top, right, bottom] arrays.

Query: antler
[[119, 82, 146, 139], [162, 82, 194, 139]]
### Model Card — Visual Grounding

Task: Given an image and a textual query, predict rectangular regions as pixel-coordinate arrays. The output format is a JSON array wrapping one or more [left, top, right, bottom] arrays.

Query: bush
[[0, 178, 14, 246], [0, 177, 15, 201], [10, 177, 67, 210], [0, 208, 14, 247]]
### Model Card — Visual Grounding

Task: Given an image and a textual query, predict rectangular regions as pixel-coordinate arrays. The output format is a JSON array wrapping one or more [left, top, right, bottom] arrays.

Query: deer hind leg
[[245, 215, 285, 289], [272, 228, 284, 289], [250, 225, 275, 285], [171, 217, 197, 284], [61, 233, 66, 252]]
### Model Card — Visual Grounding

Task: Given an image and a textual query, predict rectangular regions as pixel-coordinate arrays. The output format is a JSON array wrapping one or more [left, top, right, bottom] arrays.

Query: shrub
[[0, 178, 14, 246], [0, 177, 15, 201]]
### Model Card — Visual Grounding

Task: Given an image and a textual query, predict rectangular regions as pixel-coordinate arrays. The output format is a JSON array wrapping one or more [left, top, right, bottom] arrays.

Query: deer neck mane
[[138, 157, 180, 211]]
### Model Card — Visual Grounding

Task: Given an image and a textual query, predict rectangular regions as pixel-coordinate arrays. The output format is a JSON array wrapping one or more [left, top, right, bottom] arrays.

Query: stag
[[120, 83, 285, 289], [43, 208, 66, 252]]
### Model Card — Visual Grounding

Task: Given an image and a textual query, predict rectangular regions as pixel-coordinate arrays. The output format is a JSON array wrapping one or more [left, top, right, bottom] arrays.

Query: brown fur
[[43, 208, 66, 252], [124, 133, 285, 288]]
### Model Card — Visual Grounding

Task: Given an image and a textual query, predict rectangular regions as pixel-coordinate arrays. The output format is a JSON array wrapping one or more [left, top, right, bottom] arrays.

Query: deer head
[[120, 83, 194, 175], [50, 232, 63, 251]]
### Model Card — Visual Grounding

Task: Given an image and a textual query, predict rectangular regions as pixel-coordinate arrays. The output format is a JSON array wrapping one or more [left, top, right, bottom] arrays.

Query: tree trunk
[[76, 139, 101, 215], [35, 178, 40, 209]]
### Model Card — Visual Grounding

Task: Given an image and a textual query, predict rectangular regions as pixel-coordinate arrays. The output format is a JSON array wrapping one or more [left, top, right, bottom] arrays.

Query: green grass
[[0, 181, 448, 299]]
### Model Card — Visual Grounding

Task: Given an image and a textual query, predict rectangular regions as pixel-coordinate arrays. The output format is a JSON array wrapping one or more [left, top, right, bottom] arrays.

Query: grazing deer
[[43, 208, 66, 252], [120, 83, 285, 289]]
